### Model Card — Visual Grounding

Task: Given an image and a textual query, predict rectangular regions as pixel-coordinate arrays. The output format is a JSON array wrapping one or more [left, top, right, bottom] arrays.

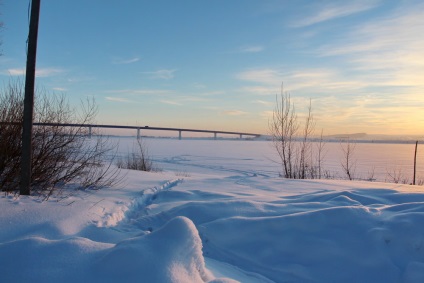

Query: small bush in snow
[[339, 138, 357, 181], [116, 138, 157, 172], [0, 81, 120, 197]]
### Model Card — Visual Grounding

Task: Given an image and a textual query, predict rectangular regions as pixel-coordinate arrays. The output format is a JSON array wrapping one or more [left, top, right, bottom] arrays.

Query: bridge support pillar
[[214, 132, 217, 140], [89, 126, 92, 139], [137, 128, 140, 139], [240, 134, 242, 139], [179, 131, 182, 140]]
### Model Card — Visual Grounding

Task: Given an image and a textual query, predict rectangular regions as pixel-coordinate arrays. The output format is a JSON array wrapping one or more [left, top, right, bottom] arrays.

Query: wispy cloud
[[36, 68, 65, 77], [236, 67, 368, 95], [7, 67, 64, 77], [239, 45, 264, 53], [311, 94, 424, 134], [196, 90, 225, 96], [67, 76, 95, 83], [112, 57, 141, 64], [316, 3, 424, 89], [105, 97, 133, 103], [239, 86, 277, 95], [105, 89, 172, 95], [7, 68, 26, 76], [291, 1, 381, 27], [191, 82, 207, 89], [160, 95, 213, 106], [252, 100, 273, 106], [317, 11, 424, 57], [160, 100, 182, 106], [143, 69, 176, 80], [260, 110, 274, 119], [237, 68, 340, 92], [52, 87, 67, 92], [234, 1, 424, 127], [236, 69, 283, 85], [221, 110, 247, 116], [180, 96, 212, 103]]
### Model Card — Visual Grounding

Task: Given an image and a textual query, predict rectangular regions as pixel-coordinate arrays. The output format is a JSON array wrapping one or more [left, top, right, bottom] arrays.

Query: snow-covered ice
[[1, 138, 424, 282]]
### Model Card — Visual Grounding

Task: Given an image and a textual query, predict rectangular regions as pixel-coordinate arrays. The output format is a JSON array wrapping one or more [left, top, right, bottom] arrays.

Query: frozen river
[[112, 137, 424, 185]]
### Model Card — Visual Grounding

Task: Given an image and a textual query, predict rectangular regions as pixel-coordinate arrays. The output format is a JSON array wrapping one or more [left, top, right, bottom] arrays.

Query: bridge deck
[[33, 123, 261, 139]]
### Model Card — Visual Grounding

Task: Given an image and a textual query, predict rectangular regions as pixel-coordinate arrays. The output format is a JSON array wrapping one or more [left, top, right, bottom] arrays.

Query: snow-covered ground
[[1, 138, 424, 283]]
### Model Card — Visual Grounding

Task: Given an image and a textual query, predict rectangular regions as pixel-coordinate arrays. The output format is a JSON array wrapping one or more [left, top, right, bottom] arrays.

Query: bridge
[[33, 123, 262, 140]]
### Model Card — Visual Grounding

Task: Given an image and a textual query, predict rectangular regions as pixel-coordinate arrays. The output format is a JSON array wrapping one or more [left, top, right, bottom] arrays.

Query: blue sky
[[1, 0, 423, 135]]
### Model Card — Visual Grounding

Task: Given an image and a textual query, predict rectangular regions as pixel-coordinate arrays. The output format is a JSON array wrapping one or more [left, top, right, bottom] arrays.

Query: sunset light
[[1, 0, 423, 136]]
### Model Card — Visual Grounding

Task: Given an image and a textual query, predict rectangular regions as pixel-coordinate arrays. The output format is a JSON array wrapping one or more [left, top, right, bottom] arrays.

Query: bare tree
[[270, 89, 298, 178], [315, 129, 326, 179], [269, 84, 316, 179], [340, 138, 356, 180], [298, 99, 315, 179], [0, 81, 120, 197]]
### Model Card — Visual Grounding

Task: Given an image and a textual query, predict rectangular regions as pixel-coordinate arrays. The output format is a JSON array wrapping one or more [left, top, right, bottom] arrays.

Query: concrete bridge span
[[33, 123, 262, 140]]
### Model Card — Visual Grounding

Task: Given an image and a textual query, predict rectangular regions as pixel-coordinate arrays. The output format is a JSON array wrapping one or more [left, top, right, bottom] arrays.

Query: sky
[[0, 0, 423, 136]]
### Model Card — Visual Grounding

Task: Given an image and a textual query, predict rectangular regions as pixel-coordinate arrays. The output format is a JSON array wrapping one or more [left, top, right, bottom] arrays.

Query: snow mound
[[127, 183, 424, 282], [0, 236, 112, 282], [208, 279, 240, 283], [198, 189, 424, 283], [95, 216, 213, 283]]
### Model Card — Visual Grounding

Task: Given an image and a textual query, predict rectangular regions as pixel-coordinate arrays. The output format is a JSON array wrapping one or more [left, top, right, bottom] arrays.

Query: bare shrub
[[340, 138, 357, 180], [323, 170, 335, 180], [366, 166, 376, 182], [116, 138, 156, 172], [175, 170, 190, 177], [0, 83, 22, 189], [0, 81, 120, 197], [386, 167, 409, 184], [312, 129, 327, 179]]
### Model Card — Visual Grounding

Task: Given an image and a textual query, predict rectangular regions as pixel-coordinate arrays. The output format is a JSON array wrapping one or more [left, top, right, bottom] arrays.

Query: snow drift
[[1, 139, 424, 282]]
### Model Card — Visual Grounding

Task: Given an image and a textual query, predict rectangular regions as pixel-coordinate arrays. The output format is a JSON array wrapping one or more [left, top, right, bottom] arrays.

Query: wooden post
[[413, 140, 418, 185], [20, 0, 41, 195]]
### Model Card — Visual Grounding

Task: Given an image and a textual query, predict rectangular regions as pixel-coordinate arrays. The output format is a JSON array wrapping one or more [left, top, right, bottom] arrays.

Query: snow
[[1, 138, 424, 282]]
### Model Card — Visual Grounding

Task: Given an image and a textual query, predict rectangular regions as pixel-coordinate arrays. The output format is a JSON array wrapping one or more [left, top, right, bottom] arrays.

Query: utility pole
[[20, 0, 41, 195], [413, 141, 418, 185]]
